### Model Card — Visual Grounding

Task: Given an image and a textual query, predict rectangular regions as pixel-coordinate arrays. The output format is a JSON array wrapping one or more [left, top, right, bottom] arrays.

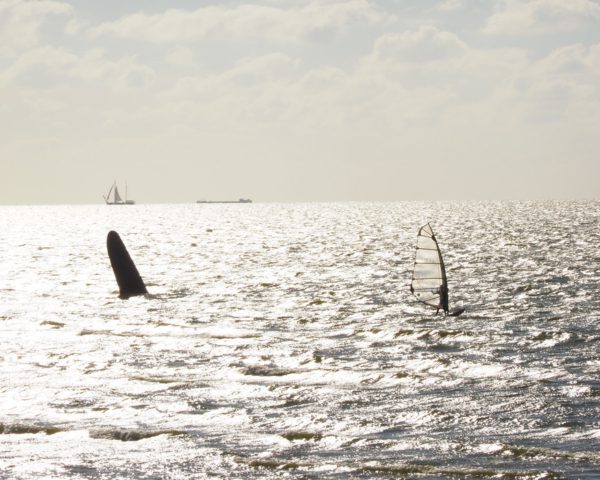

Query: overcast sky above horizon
[[2, 0, 599, 204]]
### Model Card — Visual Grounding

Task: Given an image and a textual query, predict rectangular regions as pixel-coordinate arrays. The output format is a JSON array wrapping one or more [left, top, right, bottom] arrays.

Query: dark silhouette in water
[[410, 223, 465, 317], [107, 231, 147, 299], [437, 283, 449, 316]]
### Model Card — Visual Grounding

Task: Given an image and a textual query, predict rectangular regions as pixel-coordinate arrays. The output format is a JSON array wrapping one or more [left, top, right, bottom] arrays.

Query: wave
[[394, 328, 477, 339], [240, 365, 301, 377], [78, 329, 142, 337], [88, 428, 186, 442], [129, 375, 190, 385], [78, 327, 258, 340], [355, 463, 561, 479], [1, 423, 188, 443], [40, 320, 65, 328], [241, 457, 561, 479], [280, 431, 322, 442], [493, 443, 600, 463], [0, 422, 63, 435]]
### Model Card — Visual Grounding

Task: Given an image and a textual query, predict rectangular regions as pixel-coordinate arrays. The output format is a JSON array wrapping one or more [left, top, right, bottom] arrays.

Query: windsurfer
[[436, 284, 449, 315]]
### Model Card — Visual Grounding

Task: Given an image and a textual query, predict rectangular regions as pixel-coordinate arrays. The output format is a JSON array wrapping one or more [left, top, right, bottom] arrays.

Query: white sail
[[113, 186, 123, 203], [104, 183, 115, 204], [410, 223, 448, 312]]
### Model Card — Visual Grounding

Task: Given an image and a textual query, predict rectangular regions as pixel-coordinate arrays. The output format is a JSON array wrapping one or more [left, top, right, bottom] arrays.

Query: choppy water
[[1, 201, 599, 479]]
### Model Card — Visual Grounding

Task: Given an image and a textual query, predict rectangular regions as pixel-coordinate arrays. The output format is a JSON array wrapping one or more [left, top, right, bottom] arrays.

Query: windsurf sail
[[410, 223, 449, 314]]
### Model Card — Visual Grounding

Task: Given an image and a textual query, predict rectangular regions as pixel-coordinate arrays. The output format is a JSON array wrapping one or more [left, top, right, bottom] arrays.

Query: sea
[[0, 201, 599, 479]]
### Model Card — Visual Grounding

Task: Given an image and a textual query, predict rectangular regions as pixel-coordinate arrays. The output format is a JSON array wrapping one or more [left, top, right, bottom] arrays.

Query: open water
[[0, 201, 599, 479]]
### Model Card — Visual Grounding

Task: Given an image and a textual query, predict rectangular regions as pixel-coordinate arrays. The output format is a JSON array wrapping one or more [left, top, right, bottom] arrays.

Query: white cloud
[[152, 26, 526, 136], [436, 0, 467, 12], [484, 0, 600, 35], [166, 46, 199, 68], [1, 45, 155, 92], [65, 16, 89, 36], [507, 43, 600, 122], [361, 26, 532, 114], [371, 26, 467, 62], [159, 53, 302, 131], [0, 0, 72, 56], [90, 1, 386, 44], [0, 45, 76, 87], [66, 49, 157, 91]]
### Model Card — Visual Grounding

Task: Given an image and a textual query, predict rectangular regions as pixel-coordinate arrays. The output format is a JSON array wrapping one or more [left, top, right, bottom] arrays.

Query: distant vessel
[[104, 181, 135, 205], [410, 223, 464, 317], [196, 199, 252, 204]]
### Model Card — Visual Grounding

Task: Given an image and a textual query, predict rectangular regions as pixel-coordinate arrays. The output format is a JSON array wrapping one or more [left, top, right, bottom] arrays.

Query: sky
[[1, 0, 599, 204]]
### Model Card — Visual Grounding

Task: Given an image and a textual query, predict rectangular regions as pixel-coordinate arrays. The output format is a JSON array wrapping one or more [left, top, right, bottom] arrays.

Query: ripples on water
[[1, 201, 599, 479]]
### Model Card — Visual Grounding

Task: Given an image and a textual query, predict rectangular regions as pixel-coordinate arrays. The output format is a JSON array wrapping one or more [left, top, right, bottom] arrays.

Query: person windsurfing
[[437, 283, 449, 315], [410, 223, 463, 317]]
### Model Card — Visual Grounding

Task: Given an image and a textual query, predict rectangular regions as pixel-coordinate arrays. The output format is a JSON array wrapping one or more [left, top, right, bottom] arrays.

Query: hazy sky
[[2, 0, 599, 204]]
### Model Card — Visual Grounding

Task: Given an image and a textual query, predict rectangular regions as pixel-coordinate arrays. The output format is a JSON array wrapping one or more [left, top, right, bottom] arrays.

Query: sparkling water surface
[[1, 201, 599, 479]]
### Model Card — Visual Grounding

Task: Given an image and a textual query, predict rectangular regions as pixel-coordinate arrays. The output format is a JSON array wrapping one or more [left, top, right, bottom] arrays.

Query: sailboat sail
[[113, 186, 123, 203], [105, 183, 114, 202], [410, 223, 448, 312]]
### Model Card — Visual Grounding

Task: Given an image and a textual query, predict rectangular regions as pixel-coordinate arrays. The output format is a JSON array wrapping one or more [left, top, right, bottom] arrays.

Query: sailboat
[[410, 223, 464, 317], [103, 181, 135, 205]]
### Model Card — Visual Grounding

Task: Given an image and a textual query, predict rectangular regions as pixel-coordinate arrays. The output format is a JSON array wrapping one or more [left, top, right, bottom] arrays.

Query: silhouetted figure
[[107, 231, 147, 299], [436, 284, 449, 316]]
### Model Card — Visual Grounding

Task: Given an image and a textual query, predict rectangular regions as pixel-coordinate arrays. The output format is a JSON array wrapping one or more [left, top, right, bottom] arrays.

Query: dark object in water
[[410, 223, 463, 316], [107, 231, 147, 299]]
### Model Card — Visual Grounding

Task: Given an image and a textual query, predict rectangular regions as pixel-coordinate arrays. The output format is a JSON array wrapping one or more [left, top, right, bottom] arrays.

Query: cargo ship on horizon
[[196, 198, 252, 204]]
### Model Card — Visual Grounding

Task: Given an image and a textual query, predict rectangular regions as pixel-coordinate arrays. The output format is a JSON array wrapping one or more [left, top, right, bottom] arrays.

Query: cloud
[[70, 49, 156, 91], [484, 0, 600, 35], [166, 46, 199, 68], [535, 43, 600, 78], [361, 26, 533, 112], [159, 53, 302, 131], [0, 0, 72, 56], [371, 25, 467, 63], [1, 45, 155, 92], [507, 43, 600, 122], [436, 0, 467, 12], [90, 1, 386, 44], [0, 45, 77, 87], [153, 26, 523, 136]]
